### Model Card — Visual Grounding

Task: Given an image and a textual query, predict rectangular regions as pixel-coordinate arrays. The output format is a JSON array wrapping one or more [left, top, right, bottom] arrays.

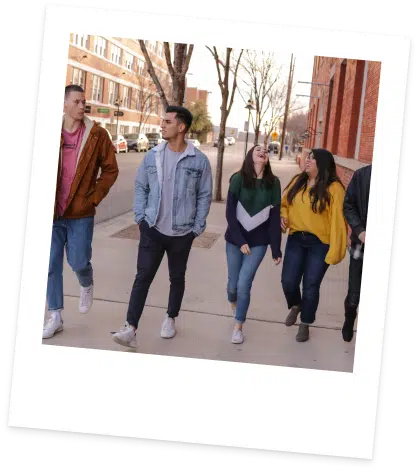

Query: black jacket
[[343, 165, 372, 245]]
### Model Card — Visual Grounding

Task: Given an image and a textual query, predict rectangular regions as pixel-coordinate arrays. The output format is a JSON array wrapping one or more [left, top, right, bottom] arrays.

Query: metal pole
[[279, 54, 295, 160]]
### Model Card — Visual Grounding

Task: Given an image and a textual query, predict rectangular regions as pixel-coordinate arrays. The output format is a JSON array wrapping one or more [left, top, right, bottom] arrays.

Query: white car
[[187, 138, 201, 149], [112, 134, 128, 153], [227, 136, 236, 145]]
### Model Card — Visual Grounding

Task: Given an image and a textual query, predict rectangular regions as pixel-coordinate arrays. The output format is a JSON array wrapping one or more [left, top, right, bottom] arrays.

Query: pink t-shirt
[[57, 124, 85, 216]]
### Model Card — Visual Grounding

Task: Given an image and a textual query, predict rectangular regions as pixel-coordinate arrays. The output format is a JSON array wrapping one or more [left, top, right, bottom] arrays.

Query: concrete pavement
[[43, 146, 356, 372]]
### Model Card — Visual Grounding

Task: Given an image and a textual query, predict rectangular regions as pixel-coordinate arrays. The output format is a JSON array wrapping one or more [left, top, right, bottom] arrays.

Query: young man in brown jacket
[[43, 85, 119, 339]]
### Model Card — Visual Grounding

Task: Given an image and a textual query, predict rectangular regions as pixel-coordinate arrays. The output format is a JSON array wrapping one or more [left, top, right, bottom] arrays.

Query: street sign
[[272, 131, 279, 141], [114, 111, 124, 117], [84, 104, 91, 113], [97, 107, 110, 113], [244, 121, 249, 132]]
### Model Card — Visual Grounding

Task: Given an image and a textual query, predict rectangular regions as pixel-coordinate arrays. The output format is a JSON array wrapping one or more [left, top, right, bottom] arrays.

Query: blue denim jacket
[[133, 141, 213, 236]]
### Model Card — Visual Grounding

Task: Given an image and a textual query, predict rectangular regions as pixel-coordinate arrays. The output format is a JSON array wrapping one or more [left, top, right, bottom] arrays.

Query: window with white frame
[[121, 86, 131, 108], [73, 34, 89, 49], [138, 59, 145, 76], [91, 75, 104, 102], [71, 68, 86, 88], [125, 52, 134, 71], [109, 81, 120, 105], [158, 42, 163, 58], [94, 36, 107, 57], [110, 44, 122, 65]]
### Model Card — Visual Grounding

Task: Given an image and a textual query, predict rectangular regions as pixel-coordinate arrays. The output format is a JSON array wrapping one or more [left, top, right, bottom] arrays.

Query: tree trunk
[[214, 105, 228, 202], [254, 125, 260, 145]]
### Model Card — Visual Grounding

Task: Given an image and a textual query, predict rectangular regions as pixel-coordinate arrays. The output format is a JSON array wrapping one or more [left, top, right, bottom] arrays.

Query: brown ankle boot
[[285, 306, 301, 326]]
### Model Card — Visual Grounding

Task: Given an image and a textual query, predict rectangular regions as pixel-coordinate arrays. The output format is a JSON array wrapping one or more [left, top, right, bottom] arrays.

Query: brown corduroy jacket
[[54, 116, 119, 220]]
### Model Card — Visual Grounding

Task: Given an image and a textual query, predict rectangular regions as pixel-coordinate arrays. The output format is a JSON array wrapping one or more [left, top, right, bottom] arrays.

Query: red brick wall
[[338, 60, 365, 158], [358, 61, 381, 163]]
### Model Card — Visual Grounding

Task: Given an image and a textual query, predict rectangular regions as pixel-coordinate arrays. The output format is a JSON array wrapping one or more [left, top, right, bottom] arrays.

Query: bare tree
[[206, 47, 244, 201], [132, 74, 155, 133], [138, 40, 194, 108], [286, 110, 308, 150], [263, 85, 305, 147], [237, 51, 280, 145]]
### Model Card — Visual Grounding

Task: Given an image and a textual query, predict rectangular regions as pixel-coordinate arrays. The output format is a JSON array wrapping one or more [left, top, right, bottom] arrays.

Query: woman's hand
[[273, 257, 282, 265], [240, 244, 251, 255], [281, 217, 288, 231]]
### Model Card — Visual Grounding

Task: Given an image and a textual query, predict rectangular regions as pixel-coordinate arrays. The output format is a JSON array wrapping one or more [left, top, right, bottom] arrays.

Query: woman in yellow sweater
[[280, 148, 347, 342]]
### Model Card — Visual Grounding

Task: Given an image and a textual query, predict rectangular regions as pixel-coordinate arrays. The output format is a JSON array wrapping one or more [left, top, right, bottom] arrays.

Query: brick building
[[185, 86, 213, 143], [303, 56, 381, 187], [67, 34, 171, 135]]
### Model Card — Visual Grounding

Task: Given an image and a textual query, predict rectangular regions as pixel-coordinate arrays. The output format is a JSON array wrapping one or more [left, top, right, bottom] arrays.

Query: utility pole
[[279, 54, 295, 160]]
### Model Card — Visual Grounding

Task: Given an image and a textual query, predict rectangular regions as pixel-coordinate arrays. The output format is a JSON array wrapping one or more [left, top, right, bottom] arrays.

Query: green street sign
[[97, 107, 110, 113]]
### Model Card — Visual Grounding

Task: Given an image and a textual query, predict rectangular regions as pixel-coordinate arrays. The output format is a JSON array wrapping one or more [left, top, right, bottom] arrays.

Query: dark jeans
[[344, 255, 363, 319], [281, 232, 329, 324], [126, 220, 194, 329]]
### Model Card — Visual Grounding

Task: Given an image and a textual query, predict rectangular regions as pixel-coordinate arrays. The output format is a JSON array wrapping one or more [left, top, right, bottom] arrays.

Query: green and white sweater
[[225, 173, 282, 259]]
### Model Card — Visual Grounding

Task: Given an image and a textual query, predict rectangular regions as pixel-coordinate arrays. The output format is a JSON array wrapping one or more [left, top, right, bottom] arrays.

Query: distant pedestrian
[[285, 144, 289, 154], [225, 145, 282, 344], [112, 106, 213, 348], [342, 165, 372, 342], [43, 85, 119, 339], [280, 148, 347, 342]]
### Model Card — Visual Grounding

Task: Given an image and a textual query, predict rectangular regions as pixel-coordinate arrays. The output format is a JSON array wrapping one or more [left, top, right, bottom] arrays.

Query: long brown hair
[[285, 148, 344, 213], [231, 145, 276, 188]]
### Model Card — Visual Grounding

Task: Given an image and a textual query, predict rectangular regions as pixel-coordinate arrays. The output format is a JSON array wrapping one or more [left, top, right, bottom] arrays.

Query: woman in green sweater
[[225, 145, 282, 344]]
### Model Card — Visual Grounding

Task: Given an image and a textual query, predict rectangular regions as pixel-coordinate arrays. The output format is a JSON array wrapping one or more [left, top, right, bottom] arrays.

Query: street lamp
[[264, 121, 269, 145], [244, 98, 256, 157]]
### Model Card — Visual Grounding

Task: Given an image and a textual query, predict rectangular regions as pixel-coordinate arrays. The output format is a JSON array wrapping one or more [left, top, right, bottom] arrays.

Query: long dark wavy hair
[[230, 145, 276, 188], [285, 148, 344, 213]]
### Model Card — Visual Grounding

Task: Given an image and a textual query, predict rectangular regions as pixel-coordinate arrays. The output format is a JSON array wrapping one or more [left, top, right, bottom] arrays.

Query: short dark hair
[[166, 105, 193, 132], [65, 84, 84, 98]]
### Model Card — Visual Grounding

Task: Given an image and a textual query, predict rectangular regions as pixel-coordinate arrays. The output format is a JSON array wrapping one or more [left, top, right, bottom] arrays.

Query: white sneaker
[[79, 283, 93, 314], [112, 322, 138, 348], [231, 327, 244, 344], [161, 315, 176, 338], [43, 311, 63, 339]]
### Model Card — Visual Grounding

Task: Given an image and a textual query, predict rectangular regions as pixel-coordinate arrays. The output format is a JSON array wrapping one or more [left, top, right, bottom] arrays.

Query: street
[[95, 141, 297, 223]]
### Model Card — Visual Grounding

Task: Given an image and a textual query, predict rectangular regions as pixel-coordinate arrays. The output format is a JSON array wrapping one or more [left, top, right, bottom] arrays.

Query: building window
[[94, 36, 107, 57], [73, 33, 89, 49], [125, 52, 134, 71], [71, 68, 86, 88], [121, 125, 130, 135], [154, 97, 159, 115], [138, 59, 146, 76], [121, 86, 131, 108], [158, 42, 163, 58], [109, 81, 120, 105], [132, 126, 139, 134], [110, 44, 122, 65], [91, 75, 104, 102]]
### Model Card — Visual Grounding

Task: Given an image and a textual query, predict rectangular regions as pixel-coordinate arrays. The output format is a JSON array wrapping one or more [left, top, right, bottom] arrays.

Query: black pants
[[126, 220, 194, 329], [344, 255, 363, 319]]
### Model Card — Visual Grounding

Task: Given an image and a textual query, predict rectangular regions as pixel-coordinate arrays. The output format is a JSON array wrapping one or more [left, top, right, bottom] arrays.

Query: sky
[[187, 45, 315, 131]]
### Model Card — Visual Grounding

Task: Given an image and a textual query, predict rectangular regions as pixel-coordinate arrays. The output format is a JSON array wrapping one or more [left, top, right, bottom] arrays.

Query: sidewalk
[[43, 157, 356, 372]]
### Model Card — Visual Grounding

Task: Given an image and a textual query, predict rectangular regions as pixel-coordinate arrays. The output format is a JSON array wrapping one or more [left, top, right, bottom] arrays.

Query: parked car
[[268, 140, 280, 154], [146, 132, 163, 150], [187, 138, 201, 149], [226, 136, 236, 145], [112, 134, 128, 153], [124, 133, 149, 152], [213, 137, 230, 147]]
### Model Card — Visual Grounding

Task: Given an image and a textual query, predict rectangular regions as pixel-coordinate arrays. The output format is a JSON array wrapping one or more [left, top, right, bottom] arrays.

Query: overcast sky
[[187, 45, 315, 131]]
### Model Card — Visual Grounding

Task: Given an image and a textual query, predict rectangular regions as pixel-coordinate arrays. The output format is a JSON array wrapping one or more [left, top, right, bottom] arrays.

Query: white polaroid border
[[8, 4, 410, 459]]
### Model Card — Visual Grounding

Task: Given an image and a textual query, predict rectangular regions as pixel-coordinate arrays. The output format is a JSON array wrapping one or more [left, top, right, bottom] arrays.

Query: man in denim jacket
[[113, 106, 213, 348]]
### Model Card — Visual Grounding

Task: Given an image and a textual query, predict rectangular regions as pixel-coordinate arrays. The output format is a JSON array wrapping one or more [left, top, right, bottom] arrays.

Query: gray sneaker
[[296, 323, 310, 342], [231, 327, 244, 344], [42, 311, 63, 339], [285, 306, 301, 326], [161, 315, 176, 339], [112, 322, 138, 348]]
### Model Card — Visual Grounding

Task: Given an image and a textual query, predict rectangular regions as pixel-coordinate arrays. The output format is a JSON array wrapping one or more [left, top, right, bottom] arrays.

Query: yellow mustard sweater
[[280, 180, 347, 265]]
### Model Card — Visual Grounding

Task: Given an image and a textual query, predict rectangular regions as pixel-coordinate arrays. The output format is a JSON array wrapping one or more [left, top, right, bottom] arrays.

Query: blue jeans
[[226, 242, 267, 323], [47, 217, 94, 311], [281, 232, 329, 324]]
